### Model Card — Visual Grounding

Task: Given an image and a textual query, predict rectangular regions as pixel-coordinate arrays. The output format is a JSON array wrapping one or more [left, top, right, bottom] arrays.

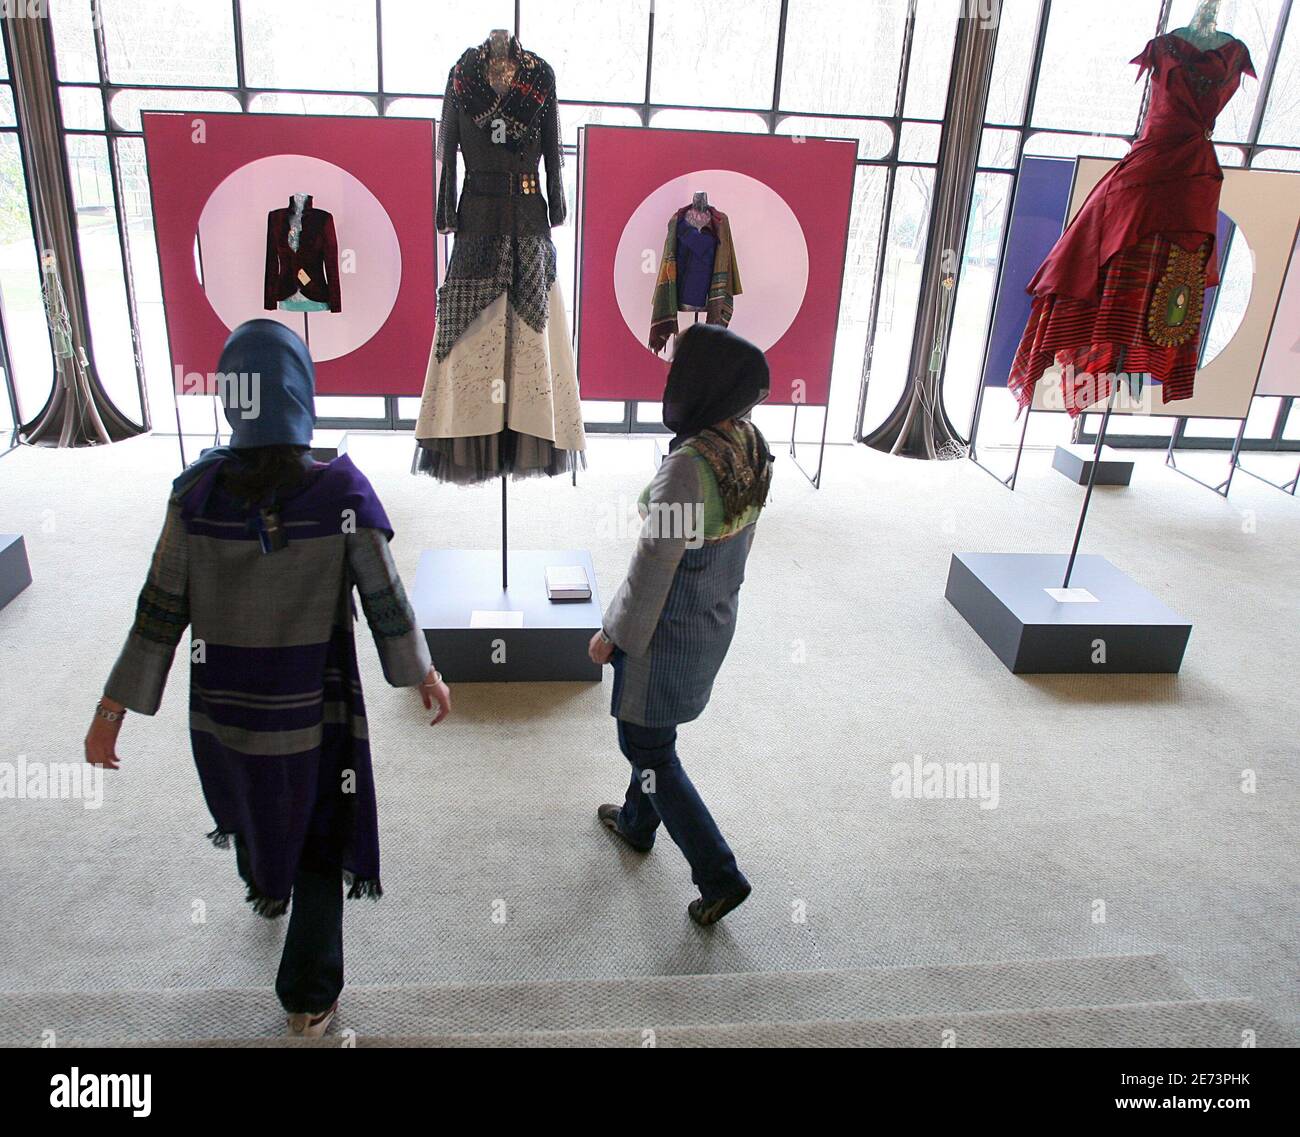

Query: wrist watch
[[597, 630, 613, 647]]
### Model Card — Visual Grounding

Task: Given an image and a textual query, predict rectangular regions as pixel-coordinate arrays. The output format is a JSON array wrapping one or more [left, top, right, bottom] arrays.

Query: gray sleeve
[[542, 90, 566, 226], [601, 452, 702, 659], [347, 528, 433, 687], [104, 497, 190, 715]]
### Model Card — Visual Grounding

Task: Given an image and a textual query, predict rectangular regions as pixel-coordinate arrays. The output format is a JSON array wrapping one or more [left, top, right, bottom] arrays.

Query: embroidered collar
[[452, 36, 555, 151]]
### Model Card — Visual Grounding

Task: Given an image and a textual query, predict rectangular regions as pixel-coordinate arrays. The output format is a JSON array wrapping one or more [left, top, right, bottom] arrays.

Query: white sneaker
[[287, 1000, 338, 1038]]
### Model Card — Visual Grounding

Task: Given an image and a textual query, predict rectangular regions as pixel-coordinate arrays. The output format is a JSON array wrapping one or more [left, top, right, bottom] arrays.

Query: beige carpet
[[0, 434, 1295, 1041]]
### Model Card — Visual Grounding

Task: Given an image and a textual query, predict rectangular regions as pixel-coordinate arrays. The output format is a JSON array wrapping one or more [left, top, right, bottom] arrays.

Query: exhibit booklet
[[545, 565, 592, 602]]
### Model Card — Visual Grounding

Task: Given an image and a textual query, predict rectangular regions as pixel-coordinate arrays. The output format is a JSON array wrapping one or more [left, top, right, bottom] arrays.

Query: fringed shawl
[[684, 421, 773, 526]]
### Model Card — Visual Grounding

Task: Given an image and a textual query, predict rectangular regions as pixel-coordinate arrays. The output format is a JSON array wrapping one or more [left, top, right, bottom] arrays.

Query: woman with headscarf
[[84, 320, 450, 1037], [589, 323, 773, 926]]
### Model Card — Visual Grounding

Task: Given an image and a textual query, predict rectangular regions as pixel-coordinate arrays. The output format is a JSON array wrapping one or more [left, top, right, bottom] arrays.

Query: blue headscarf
[[174, 320, 316, 495]]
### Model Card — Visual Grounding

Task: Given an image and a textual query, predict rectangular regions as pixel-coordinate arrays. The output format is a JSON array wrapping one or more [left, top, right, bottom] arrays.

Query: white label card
[[470, 610, 525, 628], [1044, 587, 1099, 603]]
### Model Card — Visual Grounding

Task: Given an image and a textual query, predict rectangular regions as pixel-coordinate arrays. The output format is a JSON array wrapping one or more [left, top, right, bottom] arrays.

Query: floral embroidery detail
[[357, 584, 416, 639]]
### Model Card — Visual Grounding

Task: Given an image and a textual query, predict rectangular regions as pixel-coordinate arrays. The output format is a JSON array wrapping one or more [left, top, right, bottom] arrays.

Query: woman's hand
[[85, 697, 126, 770], [420, 667, 452, 726], [588, 631, 615, 666]]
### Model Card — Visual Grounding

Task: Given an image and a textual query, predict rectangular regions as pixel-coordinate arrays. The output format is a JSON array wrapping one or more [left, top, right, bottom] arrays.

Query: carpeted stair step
[[2, 953, 1195, 1046], [121, 998, 1294, 1048]]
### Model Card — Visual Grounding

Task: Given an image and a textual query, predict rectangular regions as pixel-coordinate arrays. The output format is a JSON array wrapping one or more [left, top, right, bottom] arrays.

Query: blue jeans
[[616, 719, 749, 903]]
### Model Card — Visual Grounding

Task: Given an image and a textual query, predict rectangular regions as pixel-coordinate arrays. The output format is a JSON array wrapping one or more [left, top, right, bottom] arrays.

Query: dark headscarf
[[216, 319, 316, 448], [662, 324, 774, 523], [173, 320, 316, 496], [663, 324, 769, 450]]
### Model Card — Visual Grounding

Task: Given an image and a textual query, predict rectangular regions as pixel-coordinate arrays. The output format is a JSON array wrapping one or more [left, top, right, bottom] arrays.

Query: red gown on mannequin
[[1008, 33, 1255, 416]]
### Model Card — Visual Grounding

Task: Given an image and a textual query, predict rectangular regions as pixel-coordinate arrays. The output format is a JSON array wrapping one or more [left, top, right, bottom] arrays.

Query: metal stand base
[[1233, 455, 1299, 496], [309, 432, 350, 464], [967, 398, 1033, 491], [1165, 420, 1241, 498], [410, 549, 602, 683], [790, 402, 829, 488]]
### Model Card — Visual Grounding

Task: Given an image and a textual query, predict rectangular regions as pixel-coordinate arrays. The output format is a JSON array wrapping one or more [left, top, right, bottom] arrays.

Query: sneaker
[[287, 1000, 338, 1038], [597, 804, 653, 852], [688, 884, 752, 927]]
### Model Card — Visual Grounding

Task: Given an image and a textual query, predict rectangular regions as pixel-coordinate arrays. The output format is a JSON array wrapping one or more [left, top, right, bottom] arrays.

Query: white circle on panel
[[195, 154, 401, 362], [613, 169, 809, 353]]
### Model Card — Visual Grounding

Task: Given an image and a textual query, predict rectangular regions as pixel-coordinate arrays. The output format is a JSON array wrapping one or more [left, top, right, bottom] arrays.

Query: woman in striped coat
[[590, 324, 773, 926], [85, 321, 450, 1037]]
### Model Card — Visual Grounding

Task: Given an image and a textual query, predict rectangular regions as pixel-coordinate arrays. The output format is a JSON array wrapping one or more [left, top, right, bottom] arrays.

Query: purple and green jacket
[[105, 455, 431, 917]]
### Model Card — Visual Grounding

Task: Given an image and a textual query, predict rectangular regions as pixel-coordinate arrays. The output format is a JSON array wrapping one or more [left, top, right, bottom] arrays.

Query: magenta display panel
[[143, 112, 437, 397], [575, 126, 857, 406]]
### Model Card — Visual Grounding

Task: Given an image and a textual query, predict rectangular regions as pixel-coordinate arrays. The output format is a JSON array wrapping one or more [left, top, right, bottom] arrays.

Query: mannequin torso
[[487, 28, 516, 96]]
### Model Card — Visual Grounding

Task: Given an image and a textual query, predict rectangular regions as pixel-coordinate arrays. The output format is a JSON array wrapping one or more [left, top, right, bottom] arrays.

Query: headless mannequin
[[1172, 0, 1233, 50], [486, 28, 516, 95]]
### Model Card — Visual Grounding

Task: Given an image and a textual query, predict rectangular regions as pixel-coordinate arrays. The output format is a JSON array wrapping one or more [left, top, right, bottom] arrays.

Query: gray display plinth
[[410, 549, 603, 683], [310, 432, 350, 465], [945, 552, 1191, 674], [1052, 443, 1134, 486], [0, 534, 32, 611]]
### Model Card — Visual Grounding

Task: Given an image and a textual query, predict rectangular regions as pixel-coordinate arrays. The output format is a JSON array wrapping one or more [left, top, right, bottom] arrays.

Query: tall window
[[943, 0, 1300, 454], [1, 0, 1292, 452]]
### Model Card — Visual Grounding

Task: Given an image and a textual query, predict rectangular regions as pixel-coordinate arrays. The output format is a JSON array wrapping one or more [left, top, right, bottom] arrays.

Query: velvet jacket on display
[[649, 205, 742, 354], [264, 196, 342, 313]]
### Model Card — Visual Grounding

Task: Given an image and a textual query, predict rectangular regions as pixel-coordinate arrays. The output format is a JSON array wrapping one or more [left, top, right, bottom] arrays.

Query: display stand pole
[[501, 474, 508, 591], [1062, 384, 1117, 589], [170, 386, 188, 470]]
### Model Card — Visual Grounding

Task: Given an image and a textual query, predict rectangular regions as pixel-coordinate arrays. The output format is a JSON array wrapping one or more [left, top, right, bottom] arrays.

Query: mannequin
[[1171, 0, 1233, 50], [649, 192, 741, 350], [486, 28, 516, 95], [415, 29, 585, 484], [1005, 8, 1255, 415]]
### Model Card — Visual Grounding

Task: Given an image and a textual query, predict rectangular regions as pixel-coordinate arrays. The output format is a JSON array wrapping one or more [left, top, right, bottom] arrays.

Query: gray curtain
[[5, 13, 144, 446], [864, 12, 1000, 459]]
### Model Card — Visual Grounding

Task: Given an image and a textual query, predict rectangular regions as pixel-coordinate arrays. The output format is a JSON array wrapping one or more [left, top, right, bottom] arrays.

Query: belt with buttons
[[466, 171, 541, 196]]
